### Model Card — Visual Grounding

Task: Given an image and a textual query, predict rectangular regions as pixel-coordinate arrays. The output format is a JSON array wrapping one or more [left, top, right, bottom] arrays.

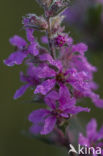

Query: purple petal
[[98, 126, 103, 140], [66, 36, 73, 46], [26, 63, 40, 78], [68, 70, 89, 92], [70, 55, 97, 77], [59, 85, 76, 110], [9, 35, 27, 48], [65, 106, 90, 115], [26, 28, 34, 42], [20, 72, 28, 83], [28, 43, 39, 56], [41, 36, 48, 44], [93, 97, 103, 108], [39, 54, 63, 70], [86, 119, 97, 140], [87, 92, 103, 108], [60, 113, 69, 118], [44, 91, 59, 109], [34, 79, 56, 95], [36, 66, 56, 78], [89, 82, 98, 90], [13, 84, 30, 99], [79, 133, 90, 146], [72, 43, 88, 55], [4, 51, 27, 66], [19, 71, 37, 86], [28, 109, 50, 124], [29, 124, 44, 135], [41, 115, 56, 135]]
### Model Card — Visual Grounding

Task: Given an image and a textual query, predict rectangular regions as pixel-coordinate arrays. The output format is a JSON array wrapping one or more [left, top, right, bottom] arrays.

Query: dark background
[[0, 0, 103, 156]]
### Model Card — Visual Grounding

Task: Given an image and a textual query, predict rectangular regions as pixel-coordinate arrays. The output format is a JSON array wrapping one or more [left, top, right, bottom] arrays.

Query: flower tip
[[3, 59, 6, 65], [40, 130, 49, 135], [28, 114, 32, 122], [3, 59, 12, 67], [87, 108, 91, 112], [40, 131, 46, 135], [13, 94, 18, 100]]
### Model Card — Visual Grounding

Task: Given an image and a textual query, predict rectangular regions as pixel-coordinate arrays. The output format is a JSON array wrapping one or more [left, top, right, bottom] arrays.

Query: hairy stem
[[54, 127, 76, 156], [47, 17, 56, 59]]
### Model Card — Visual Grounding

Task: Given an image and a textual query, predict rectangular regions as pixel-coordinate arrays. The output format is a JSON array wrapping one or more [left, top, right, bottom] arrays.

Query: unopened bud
[[22, 14, 48, 30], [46, 0, 69, 17], [36, 0, 53, 8], [50, 15, 65, 36], [54, 34, 66, 47]]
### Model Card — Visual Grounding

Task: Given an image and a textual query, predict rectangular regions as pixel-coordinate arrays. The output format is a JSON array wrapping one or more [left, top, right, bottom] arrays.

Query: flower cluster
[[4, 0, 103, 150]]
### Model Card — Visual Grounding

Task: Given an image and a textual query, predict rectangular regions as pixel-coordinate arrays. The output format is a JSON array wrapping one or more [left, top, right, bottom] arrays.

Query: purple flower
[[79, 119, 103, 155], [14, 63, 40, 99], [4, 29, 39, 66], [4, 35, 27, 66], [33, 54, 63, 95], [41, 36, 48, 44], [53, 33, 73, 48], [29, 86, 90, 135], [35, 54, 86, 97], [26, 28, 39, 56], [33, 49, 103, 108]]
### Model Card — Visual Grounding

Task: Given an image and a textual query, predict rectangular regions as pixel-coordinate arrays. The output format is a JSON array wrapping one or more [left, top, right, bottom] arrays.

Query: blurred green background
[[0, 0, 103, 156]]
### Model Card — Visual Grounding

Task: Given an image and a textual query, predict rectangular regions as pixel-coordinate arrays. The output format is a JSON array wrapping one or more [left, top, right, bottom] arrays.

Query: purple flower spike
[[4, 0, 103, 140]]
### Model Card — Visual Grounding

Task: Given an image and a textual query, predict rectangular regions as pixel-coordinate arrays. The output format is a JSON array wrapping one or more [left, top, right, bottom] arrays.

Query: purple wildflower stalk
[[4, 0, 103, 155]]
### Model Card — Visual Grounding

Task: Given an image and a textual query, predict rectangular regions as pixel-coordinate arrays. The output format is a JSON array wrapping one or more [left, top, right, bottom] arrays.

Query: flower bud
[[50, 15, 65, 36], [54, 34, 67, 47], [46, 0, 69, 17], [36, 0, 53, 8], [22, 14, 48, 30]]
